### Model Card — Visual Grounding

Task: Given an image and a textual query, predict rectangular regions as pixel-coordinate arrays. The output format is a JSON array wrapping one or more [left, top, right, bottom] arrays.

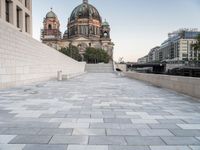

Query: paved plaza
[[0, 73, 200, 150]]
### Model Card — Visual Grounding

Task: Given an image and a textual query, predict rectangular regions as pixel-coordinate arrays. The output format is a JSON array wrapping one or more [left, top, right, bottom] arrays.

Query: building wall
[[0, 0, 32, 35], [0, 19, 86, 89], [125, 72, 200, 99]]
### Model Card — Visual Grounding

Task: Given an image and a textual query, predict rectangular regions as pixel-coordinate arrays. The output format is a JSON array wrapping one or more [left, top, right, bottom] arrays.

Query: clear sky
[[32, 0, 200, 62]]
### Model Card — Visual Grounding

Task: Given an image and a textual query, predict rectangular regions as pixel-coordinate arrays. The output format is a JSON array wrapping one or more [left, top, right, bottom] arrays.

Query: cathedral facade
[[41, 0, 114, 61]]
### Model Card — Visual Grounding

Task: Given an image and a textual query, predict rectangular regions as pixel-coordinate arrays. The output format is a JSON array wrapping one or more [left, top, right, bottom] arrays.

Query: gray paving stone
[[108, 146, 150, 150], [106, 129, 139, 136], [161, 137, 200, 145], [67, 145, 108, 150], [90, 123, 120, 129], [0, 128, 7, 134], [9, 135, 52, 144], [60, 123, 89, 128], [189, 146, 200, 150], [0, 135, 16, 144], [2, 128, 40, 135], [120, 124, 150, 129], [104, 118, 132, 124], [38, 128, 73, 135], [157, 119, 185, 124], [125, 137, 165, 146], [170, 129, 200, 136], [138, 129, 174, 136], [150, 146, 191, 150], [131, 119, 159, 124], [177, 124, 200, 130], [73, 129, 105, 135], [23, 144, 68, 150], [0, 144, 25, 150], [89, 136, 126, 145], [50, 135, 88, 144], [149, 124, 180, 129]]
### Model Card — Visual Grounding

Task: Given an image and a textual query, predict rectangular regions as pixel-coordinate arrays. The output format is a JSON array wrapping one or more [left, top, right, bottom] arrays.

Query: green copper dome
[[102, 20, 109, 26], [69, 1, 101, 22], [46, 9, 57, 18]]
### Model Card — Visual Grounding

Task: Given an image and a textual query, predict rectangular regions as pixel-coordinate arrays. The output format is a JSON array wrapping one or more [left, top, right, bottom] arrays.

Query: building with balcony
[[138, 29, 200, 64], [160, 30, 200, 62]]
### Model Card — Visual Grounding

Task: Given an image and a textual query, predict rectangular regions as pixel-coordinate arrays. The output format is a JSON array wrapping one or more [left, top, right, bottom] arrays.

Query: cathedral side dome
[[46, 9, 57, 18]]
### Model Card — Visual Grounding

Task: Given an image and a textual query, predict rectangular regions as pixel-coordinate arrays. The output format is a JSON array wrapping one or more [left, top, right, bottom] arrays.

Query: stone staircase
[[85, 64, 114, 73]]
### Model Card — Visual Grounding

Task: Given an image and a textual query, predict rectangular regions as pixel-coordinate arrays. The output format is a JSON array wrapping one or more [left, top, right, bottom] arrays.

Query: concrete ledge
[[125, 71, 200, 99]]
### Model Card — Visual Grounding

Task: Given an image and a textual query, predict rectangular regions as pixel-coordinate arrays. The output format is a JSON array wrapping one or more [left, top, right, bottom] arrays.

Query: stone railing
[[125, 71, 200, 99]]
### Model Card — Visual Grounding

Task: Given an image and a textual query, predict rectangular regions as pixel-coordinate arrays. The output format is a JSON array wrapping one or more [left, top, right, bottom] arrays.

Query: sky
[[32, 0, 200, 62]]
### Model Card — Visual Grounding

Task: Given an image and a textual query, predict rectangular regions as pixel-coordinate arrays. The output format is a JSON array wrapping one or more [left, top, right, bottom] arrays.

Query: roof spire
[[83, 0, 88, 3], [50, 7, 53, 11]]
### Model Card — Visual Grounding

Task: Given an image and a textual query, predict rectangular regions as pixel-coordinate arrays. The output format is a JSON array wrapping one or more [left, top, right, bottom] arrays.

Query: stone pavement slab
[[150, 146, 191, 150], [89, 136, 126, 145], [170, 129, 200, 136], [106, 129, 139, 136], [138, 129, 174, 136], [67, 145, 108, 150], [190, 146, 200, 150], [73, 128, 105, 135], [125, 136, 165, 146], [0, 144, 25, 150], [23, 144, 68, 150], [108, 146, 150, 150], [9, 135, 52, 144], [177, 124, 200, 130], [161, 137, 200, 145], [50, 135, 88, 144], [0, 73, 200, 149], [0, 135, 16, 144]]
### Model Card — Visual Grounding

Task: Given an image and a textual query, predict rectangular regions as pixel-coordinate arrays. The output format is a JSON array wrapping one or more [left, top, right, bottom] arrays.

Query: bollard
[[57, 71, 62, 81]]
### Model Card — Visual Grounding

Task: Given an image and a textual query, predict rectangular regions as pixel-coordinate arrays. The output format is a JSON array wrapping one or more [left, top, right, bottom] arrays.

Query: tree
[[192, 34, 200, 61], [84, 47, 110, 64], [59, 45, 82, 61]]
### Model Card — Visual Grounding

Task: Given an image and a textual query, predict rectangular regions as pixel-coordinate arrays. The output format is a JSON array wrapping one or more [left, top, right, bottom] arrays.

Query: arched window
[[104, 31, 108, 37], [48, 24, 52, 29]]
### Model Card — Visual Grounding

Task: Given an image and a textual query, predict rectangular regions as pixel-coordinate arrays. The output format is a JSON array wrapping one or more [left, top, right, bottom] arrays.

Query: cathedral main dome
[[69, 0, 101, 22]]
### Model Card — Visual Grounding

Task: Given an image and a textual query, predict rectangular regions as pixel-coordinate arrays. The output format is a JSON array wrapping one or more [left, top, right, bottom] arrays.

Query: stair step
[[85, 64, 114, 73]]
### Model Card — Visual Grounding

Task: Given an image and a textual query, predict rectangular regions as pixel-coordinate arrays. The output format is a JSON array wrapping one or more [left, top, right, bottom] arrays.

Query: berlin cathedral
[[41, 0, 114, 61]]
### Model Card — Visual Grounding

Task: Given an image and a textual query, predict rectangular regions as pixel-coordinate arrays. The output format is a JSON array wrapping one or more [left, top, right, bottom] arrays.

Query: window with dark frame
[[5, 0, 10, 22]]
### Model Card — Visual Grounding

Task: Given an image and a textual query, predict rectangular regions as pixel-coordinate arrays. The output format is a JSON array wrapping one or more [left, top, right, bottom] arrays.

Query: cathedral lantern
[[101, 20, 111, 39]]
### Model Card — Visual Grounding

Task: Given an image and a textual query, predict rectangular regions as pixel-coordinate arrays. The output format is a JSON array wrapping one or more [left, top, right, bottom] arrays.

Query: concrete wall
[[125, 71, 200, 99], [0, 19, 85, 89]]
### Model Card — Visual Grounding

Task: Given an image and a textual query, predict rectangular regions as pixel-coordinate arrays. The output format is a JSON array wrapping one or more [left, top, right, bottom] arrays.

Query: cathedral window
[[48, 24, 52, 29], [104, 31, 108, 37]]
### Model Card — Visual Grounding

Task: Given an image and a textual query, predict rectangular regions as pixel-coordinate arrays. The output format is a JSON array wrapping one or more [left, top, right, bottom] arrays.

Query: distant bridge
[[127, 63, 166, 73]]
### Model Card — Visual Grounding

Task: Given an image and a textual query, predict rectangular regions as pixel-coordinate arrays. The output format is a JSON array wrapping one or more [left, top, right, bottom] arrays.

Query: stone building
[[41, 0, 114, 61], [0, 0, 32, 35]]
